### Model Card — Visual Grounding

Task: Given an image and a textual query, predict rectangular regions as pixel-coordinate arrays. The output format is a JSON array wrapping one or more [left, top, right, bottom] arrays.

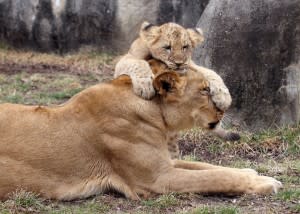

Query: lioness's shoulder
[[110, 75, 132, 87]]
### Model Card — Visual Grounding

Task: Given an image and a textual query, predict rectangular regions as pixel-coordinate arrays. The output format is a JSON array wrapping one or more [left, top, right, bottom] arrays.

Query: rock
[[113, 0, 158, 50], [156, 0, 209, 27], [194, 0, 300, 130], [58, 0, 117, 52], [0, 0, 38, 49]]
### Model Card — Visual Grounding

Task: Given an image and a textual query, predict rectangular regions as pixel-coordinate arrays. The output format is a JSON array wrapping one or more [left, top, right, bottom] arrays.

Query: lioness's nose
[[208, 121, 219, 129], [217, 110, 224, 120]]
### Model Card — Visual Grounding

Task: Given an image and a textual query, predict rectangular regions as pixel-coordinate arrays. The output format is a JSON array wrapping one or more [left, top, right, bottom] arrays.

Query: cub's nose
[[208, 121, 219, 129], [175, 62, 183, 67]]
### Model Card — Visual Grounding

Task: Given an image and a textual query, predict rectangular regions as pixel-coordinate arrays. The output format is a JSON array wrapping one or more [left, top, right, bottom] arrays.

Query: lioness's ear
[[140, 21, 160, 44], [148, 59, 168, 75], [153, 72, 186, 99], [187, 28, 204, 47]]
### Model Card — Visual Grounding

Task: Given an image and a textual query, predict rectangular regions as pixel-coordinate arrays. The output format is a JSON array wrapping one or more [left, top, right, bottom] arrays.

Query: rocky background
[[0, 0, 299, 130]]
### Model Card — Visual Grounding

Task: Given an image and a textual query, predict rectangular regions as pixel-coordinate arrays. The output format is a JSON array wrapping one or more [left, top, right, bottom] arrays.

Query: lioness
[[0, 60, 281, 201]]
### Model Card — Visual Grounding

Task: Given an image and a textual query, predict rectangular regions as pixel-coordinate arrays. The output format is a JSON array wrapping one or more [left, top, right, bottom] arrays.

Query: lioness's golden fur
[[0, 60, 281, 200]]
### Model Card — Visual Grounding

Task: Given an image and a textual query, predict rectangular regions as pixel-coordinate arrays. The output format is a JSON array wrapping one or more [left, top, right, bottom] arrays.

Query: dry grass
[[0, 46, 116, 76]]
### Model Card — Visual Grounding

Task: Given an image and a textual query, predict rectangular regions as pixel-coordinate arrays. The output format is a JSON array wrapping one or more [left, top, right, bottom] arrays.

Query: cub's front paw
[[210, 85, 232, 111], [247, 175, 283, 195], [132, 76, 156, 99]]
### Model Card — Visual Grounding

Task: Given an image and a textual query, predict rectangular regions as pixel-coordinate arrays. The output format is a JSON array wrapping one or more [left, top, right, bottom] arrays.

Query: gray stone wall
[[194, 0, 300, 130]]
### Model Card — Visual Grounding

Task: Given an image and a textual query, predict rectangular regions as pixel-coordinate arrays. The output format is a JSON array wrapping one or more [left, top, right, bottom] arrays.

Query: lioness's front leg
[[190, 61, 232, 111], [152, 168, 282, 195], [173, 159, 258, 176], [173, 159, 228, 170]]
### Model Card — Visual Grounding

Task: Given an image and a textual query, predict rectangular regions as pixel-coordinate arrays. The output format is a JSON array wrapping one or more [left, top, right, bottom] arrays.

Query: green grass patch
[[1, 190, 46, 213], [0, 191, 110, 214], [13, 191, 42, 208], [2, 94, 24, 103], [50, 200, 110, 214], [187, 206, 239, 214], [0, 207, 10, 214], [207, 143, 223, 154], [183, 154, 198, 161], [229, 159, 253, 169], [0, 72, 93, 105], [277, 175, 300, 185], [47, 88, 83, 100], [276, 189, 300, 201], [0, 41, 11, 51], [291, 204, 300, 213], [142, 193, 179, 209], [248, 124, 300, 155], [294, 160, 300, 173]]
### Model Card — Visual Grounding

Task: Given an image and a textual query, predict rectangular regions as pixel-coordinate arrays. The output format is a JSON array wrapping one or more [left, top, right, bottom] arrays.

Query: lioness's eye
[[183, 45, 189, 50], [163, 45, 171, 51], [200, 87, 210, 95]]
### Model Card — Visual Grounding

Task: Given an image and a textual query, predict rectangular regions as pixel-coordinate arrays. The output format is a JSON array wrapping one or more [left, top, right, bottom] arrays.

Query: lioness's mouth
[[176, 68, 187, 75]]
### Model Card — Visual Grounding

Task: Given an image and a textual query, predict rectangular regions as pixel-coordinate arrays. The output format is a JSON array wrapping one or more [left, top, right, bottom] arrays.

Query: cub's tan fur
[[0, 60, 281, 201], [115, 22, 231, 111]]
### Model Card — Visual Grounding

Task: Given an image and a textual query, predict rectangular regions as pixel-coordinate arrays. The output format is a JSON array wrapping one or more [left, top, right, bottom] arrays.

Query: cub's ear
[[140, 21, 160, 44], [153, 72, 187, 100], [187, 28, 204, 47]]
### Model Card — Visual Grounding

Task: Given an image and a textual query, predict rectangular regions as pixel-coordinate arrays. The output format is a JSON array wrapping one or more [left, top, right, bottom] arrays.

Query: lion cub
[[115, 22, 231, 109], [115, 22, 240, 159]]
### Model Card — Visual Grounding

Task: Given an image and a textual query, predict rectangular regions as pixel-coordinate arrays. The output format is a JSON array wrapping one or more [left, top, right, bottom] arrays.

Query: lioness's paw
[[223, 132, 241, 141], [248, 176, 283, 195], [132, 76, 156, 99], [210, 86, 232, 111]]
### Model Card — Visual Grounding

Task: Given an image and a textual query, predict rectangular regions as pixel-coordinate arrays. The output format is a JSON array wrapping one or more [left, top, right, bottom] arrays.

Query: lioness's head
[[150, 60, 222, 130], [140, 22, 204, 73]]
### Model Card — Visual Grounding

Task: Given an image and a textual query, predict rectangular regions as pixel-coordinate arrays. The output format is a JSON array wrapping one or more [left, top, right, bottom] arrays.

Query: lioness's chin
[[194, 121, 220, 130], [194, 122, 210, 130]]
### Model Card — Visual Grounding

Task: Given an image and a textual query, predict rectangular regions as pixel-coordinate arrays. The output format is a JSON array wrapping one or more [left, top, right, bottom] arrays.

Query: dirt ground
[[0, 49, 299, 214]]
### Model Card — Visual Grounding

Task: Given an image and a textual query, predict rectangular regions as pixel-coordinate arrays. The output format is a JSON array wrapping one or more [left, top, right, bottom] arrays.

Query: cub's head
[[140, 22, 204, 73], [151, 60, 223, 130]]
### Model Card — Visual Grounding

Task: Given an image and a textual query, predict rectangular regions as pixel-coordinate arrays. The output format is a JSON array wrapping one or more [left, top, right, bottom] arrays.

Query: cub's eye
[[183, 45, 189, 50], [163, 45, 171, 51], [200, 87, 210, 95]]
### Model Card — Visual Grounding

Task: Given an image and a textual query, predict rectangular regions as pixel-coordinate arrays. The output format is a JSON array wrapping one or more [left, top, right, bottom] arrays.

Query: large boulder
[[0, 0, 39, 49], [194, 0, 300, 130]]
